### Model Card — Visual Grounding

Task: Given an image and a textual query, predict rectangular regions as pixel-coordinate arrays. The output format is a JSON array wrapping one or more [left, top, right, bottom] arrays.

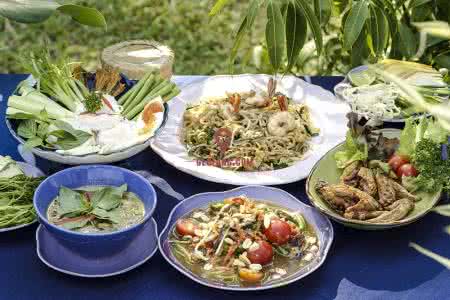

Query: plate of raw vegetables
[[0, 155, 45, 232], [5, 50, 180, 165], [334, 60, 450, 123], [306, 113, 446, 230], [151, 74, 349, 185]]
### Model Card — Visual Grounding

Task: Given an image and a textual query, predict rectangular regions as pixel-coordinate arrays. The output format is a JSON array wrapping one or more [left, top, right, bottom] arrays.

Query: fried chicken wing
[[375, 171, 397, 207], [340, 161, 361, 187], [390, 179, 419, 202], [357, 167, 377, 197], [366, 199, 414, 223]]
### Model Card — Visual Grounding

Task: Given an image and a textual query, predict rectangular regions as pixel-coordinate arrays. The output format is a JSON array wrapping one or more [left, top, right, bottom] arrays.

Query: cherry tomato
[[175, 219, 197, 236], [247, 240, 273, 265], [238, 268, 264, 283], [388, 154, 409, 171], [396, 163, 418, 177], [264, 219, 292, 245]]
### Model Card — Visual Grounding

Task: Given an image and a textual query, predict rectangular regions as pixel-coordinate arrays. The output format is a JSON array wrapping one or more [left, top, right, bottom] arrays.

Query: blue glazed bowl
[[158, 185, 334, 291], [33, 165, 157, 258]]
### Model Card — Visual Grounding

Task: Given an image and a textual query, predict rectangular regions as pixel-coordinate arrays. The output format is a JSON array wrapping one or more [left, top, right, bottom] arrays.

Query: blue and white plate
[[158, 185, 334, 291], [36, 218, 158, 278], [0, 162, 45, 233]]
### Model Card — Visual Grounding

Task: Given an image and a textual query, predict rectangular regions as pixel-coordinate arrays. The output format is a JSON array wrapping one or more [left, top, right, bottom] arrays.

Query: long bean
[[123, 74, 157, 112], [125, 82, 176, 120], [118, 72, 152, 105], [123, 76, 165, 114]]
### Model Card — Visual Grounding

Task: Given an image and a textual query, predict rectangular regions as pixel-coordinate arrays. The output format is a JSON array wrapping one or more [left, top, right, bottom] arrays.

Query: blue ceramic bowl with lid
[[33, 165, 157, 258]]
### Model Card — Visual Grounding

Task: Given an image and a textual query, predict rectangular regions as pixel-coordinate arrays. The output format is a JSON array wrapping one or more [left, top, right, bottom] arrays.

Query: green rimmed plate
[[306, 129, 443, 230]]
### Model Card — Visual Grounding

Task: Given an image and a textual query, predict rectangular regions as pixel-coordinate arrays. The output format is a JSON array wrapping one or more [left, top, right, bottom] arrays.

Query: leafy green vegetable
[[414, 138, 450, 193], [50, 120, 92, 150], [17, 119, 37, 139], [335, 131, 368, 168], [57, 187, 90, 216], [0, 172, 44, 229], [92, 184, 127, 211]]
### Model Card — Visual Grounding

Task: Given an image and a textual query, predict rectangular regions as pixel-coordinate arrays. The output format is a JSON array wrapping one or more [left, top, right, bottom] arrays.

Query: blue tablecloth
[[0, 74, 449, 300]]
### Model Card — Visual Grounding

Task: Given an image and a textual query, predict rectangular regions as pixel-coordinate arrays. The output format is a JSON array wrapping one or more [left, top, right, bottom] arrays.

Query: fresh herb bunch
[[84, 92, 103, 113], [0, 175, 44, 229], [414, 138, 450, 193]]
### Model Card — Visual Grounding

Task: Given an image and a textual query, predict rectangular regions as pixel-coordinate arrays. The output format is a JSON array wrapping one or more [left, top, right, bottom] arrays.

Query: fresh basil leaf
[[343, 0, 370, 50], [92, 184, 127, 211], [266, 0, 286, 72], [57, 186, 90, 216], [17, 119, 37, 139]]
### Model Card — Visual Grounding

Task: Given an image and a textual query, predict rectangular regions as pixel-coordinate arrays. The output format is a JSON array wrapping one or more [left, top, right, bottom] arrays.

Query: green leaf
[[433, 204, 450, 217], [229, 0, 262, 66], [92, 184, 127, 211], [285, 0, 308, 72], [266, 0, 286, 72], [398, 23, 418, 58], [61, 217, 91, 230], [0, 1, 106, 28], [57, 4, 106, 28], [410, 243, 450, 269], [397, 118, 418, 157], [23, 137, 43, 150], [314, 0, 331, 25], [209, 0, 231, 17], [51, 120, 91, 150], [37, 123, 49, 139], [409, 0, 432, 8], [350, 26, 369, 67], [91, 207, 121, 224], [334, 131, 368, 168], [17, 120, 37, 139], [343, 0, 370, 50], [368, 6, 389, 56], [0, 0, 58, 23], [295, 0, 323, 54], [57, 187, 89, 216]]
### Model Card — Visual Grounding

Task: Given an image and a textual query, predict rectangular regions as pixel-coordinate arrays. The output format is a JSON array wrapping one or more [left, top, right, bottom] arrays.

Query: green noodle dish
[[47, 184, 145, 233], [182, 82, 319, 171], [169, 195, 320, 287]]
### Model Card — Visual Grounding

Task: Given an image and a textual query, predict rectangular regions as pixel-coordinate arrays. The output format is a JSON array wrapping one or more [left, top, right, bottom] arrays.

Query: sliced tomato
[[175, 219, 197, 236], [247, 240, 273, 265]]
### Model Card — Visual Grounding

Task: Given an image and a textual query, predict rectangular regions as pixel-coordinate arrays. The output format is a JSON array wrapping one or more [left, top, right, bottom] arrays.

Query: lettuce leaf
[[335, 131, 368, 168]]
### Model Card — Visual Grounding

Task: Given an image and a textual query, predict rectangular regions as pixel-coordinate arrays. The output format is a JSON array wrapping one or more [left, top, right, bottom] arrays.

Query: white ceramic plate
[[150, 74, 349, 185], [0, 162, 44, 233]]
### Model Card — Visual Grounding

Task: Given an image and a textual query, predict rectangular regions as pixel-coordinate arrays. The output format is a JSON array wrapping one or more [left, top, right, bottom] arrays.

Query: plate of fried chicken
[[306, 121, 442, 230]]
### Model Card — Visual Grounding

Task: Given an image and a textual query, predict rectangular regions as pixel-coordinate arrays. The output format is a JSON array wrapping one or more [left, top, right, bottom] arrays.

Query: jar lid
[[102, 40, 174, 80]]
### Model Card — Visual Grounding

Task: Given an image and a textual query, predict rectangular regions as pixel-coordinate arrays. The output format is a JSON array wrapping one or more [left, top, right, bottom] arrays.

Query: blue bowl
[[158, 185, 334, 291], [33, 165, 157, 258]]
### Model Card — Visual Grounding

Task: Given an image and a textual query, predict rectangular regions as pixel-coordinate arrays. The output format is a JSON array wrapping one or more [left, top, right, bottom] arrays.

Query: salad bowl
[[33, 165, 158, 259], [306, 129, 443, 230], [158, 185, 334, 291], [6, 75, 169, 165]]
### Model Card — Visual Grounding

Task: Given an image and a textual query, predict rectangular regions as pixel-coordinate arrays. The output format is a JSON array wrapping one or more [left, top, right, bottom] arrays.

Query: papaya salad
[[169, 195, 319, 286]]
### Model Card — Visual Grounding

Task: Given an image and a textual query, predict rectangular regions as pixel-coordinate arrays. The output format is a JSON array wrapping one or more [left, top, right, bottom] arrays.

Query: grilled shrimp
[[267, 111, 296, 136]]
